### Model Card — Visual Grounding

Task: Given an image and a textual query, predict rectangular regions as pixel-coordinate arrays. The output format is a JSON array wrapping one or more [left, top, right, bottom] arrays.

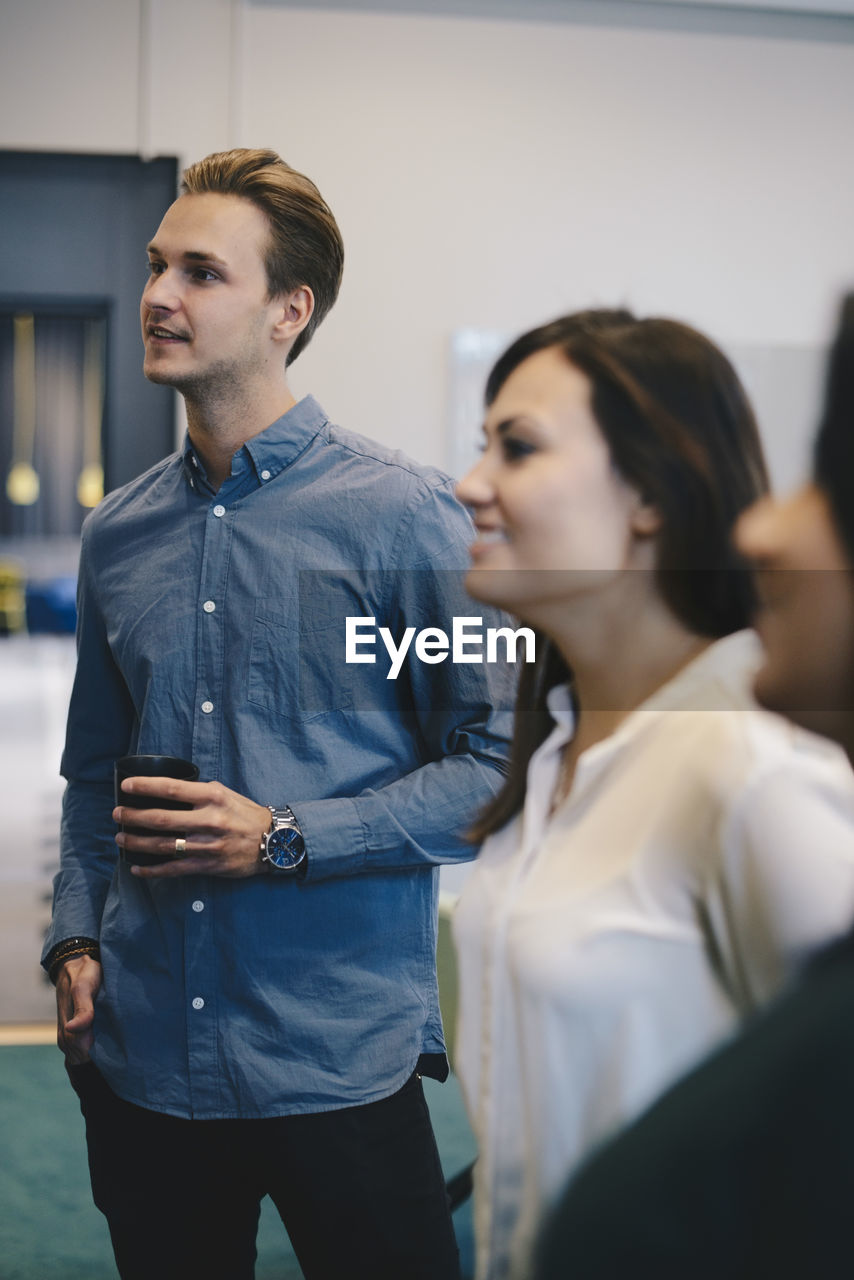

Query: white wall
[[2, 0, 853, 485]]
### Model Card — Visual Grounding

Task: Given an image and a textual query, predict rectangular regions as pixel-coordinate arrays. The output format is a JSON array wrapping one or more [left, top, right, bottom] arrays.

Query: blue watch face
[[267, 825, 305, 870]]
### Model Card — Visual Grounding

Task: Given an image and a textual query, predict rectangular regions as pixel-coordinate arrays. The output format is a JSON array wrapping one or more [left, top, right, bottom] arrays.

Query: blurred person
[[533, 291, 854, 1280], [452, 308, 854, 1280], [41, 148, 512, 1280]]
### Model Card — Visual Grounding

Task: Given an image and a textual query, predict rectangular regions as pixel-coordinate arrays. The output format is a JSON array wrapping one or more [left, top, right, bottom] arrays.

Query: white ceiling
[[250, 0, 854, 28], [640, 0, 854, 10], [646, 0, 854, 12]]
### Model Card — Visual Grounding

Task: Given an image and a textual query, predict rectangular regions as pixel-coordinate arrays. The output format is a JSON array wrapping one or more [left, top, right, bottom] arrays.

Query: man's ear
[[271, 285, 314, 349]]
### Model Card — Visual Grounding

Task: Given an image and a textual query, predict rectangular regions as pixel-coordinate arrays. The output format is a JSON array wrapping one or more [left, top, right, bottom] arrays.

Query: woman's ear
[[631, 496, 662, 537]]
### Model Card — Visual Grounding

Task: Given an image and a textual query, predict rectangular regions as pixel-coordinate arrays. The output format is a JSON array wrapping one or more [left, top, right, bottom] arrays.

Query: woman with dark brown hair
[[452, 309, 854, 1280], [532, 293, 854, 1280]]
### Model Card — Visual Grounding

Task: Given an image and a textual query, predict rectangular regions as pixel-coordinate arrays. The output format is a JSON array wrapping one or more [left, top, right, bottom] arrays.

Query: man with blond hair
[[44, 148, 510, 1279]]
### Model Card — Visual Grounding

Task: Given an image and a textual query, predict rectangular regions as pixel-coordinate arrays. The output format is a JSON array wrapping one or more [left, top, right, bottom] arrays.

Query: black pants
[[68, 1062, 461, 1280]]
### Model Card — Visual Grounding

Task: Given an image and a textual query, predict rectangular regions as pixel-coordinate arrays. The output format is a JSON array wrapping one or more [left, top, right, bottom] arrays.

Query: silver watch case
[[260, 805, 306, 873]]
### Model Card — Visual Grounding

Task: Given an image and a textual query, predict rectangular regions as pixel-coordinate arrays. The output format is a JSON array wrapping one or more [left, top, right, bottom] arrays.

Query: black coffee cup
[[114, 754, 200, 866]]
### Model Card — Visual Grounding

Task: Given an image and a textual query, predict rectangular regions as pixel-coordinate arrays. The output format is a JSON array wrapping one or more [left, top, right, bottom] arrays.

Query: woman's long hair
[[470, 308, 769, 843], [814, 293, 854, 559]]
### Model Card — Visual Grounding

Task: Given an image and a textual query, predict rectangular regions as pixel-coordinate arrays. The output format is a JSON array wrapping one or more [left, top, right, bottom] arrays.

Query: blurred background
[[2, 0, 854, 1027]]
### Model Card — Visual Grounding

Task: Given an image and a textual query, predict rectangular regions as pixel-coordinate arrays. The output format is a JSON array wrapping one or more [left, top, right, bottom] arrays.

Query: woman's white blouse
[[453, 630, 854, 1280]]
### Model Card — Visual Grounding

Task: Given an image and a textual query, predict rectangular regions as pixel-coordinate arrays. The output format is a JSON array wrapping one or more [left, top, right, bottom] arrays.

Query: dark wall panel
[[0, 152, 178, 493]]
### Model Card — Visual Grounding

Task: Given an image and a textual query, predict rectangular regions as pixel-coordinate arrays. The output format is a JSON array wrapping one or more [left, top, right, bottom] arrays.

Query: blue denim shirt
[[44, 395, 513, 1119]]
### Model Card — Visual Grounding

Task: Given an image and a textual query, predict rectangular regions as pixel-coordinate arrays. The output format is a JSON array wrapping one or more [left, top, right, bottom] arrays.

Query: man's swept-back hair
[[181, 147, 344, 366]]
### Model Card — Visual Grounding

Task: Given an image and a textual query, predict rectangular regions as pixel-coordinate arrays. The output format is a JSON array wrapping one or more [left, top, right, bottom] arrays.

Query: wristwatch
[[259, 805, 306, 873]]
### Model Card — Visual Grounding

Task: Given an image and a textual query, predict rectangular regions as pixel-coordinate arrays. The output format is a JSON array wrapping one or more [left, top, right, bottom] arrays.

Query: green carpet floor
[[0, 1045, 476, 1279]]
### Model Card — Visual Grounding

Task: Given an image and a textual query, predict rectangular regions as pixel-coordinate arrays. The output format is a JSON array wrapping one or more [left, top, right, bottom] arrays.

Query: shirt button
[[213, 504, 226, 518], [201, 701, 214, 714], [260, 469, 271, 481], [203, 600, 216, 613], [192, 900, 204, 913], [192, 997, 205, 1010]]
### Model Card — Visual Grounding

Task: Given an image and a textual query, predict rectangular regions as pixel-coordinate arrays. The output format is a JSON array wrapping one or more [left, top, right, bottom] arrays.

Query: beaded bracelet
[[45, 936, 101, 986]]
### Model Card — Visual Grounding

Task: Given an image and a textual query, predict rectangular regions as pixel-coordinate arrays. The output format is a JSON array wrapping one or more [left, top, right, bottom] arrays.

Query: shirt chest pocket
[[247, 607, 353, 723]]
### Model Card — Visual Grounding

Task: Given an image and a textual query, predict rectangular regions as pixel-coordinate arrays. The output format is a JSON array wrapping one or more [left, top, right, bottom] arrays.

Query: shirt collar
[[181, 394, 329, 489], [635, 628, 760, 714], [546, 682, 574, 734], [542, 629, 759, 753]]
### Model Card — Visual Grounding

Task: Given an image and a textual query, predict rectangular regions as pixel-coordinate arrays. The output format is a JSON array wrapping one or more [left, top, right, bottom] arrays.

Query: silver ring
[[174, 837, 187, 856]]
